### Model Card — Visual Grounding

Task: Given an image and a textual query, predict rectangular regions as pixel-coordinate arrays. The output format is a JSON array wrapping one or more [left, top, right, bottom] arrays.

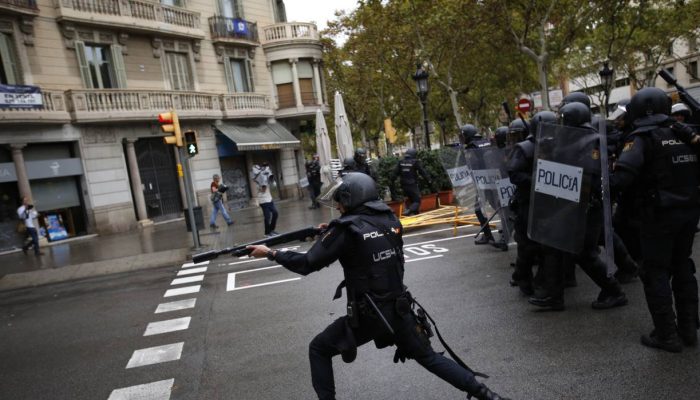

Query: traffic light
[[159, 111, 183, 147], [184, 130, 198, 157]]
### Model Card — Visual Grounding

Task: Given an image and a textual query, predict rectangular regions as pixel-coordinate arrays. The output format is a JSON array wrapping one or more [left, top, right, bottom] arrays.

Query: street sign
[[517, 98, 531, 113]]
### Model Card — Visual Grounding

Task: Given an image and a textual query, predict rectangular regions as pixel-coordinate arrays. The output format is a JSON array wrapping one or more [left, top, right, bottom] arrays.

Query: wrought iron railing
[[209, 16, 258, 42]]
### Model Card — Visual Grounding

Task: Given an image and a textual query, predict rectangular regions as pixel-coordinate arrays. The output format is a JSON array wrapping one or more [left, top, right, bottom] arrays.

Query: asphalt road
[[1, 224, 699, 400]]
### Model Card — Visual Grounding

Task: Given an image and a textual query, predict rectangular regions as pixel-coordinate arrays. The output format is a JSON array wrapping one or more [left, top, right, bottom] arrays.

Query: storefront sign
[[0, 163, 17, 183], [26, 158, 83, 180], [46, 214, 69, 241], [0, 84, 43, 109]]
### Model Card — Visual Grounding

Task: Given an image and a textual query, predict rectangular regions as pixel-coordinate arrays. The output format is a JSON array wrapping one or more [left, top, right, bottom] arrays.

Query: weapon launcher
[[659, 68, 700, 125], [192, 226, 323, 263]]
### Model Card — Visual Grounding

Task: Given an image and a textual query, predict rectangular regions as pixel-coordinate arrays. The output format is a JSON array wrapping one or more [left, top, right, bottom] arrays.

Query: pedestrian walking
[[246, 172, 511, 400], [17, 196, 43, 256], [209, 174, 233, 230], [252, 162, 279, 237]]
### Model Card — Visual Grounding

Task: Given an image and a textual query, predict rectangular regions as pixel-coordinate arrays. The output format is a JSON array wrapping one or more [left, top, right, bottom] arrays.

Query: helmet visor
[[316, 176, 344, 208]]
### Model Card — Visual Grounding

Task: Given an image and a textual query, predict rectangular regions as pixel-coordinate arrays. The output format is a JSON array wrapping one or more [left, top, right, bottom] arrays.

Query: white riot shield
[[528, 123, 600, 254], [464, 146, 516, 243], [438, 146, 477, 208]]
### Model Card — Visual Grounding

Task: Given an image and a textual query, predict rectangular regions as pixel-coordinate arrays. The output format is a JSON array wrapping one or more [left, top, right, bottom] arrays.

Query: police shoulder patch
[[622, 141, 634, 152]]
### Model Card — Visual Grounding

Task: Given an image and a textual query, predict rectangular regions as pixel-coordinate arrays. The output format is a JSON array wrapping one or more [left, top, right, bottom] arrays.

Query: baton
[[363, 293, 395, 335]]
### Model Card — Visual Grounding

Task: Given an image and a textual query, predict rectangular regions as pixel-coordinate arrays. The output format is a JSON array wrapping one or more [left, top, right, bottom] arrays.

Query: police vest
[[639, 127, 700, 208], [331, 213, 405, 303], [399, 158, 418, 185]]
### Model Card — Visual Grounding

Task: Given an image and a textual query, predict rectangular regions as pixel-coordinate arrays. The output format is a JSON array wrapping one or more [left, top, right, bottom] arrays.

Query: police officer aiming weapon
[[658, 68, 700, 125], [246, 172, 511, 400], [192, 226, 322, 263]]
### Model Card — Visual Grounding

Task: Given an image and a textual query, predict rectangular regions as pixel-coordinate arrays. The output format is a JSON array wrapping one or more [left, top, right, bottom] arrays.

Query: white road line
[[177, 266, 207, 276], [182, 260, 209, 268], [408, 232, 477, 247], [164, 285, 200, 298], [228, 257, 266, 266], [235, 264, 283, 274], [406, 254, 444, 263], [171, 275, 204, 285], [144, 317, 191, 336], [108, 379, 174, 400], [228, 275, 300, 291], [155, 298, 196, 314], [126, 342, 183, 369]]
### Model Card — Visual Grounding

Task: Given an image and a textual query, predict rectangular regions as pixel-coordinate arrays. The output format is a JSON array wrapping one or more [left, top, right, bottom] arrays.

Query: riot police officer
[[353, 148, 375, 179], [493, 126, 508, 149], [340, 157, 357, 177], [560, 91, 591, 108], [307, 154, 322, 209], [612, 87, 700, 352], [507, 111, 556, 295], [529, 102, 628, 311], [396, 148, 431, 216], [246, 173, 511, 400]]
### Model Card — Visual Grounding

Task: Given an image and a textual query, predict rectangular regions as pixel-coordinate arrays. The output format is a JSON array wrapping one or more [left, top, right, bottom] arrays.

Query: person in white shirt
[[17, 196, 43, 256], [252, 163, 279, 237]]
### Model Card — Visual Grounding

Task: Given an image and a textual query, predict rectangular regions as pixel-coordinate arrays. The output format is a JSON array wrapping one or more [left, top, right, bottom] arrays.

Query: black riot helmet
[[405, 148, 417, 158], [529, 111, 557, 137], [494, 126, 508, 148], [507, 119, 528, 145], [342, 157, 356, 170], [354, 148, 367, 162], [561, 92, 591, 108], [333, 172, 379, 211], [628, 87, 671, 126], [460, 124, 480, 144], [559, 102, 592, 128]]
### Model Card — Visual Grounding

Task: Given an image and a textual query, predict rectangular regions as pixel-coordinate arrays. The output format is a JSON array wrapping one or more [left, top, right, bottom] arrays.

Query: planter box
[[438, 190, 454, 205], [419, 193, 439, 212]]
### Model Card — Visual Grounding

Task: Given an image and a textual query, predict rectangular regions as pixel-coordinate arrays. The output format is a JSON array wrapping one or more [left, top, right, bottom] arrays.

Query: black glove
[[670, 121, 698, 145], [393, 348, 407, 363]]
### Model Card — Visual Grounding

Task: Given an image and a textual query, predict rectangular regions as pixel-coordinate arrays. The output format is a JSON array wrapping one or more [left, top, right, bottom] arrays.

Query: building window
[[75, 41, 127, 89], [689, 60, 698, 82], [272, 61, 294, 108], [225, 57, 253, 93], [0, 32, 20, 85], [219, 0, 243, 18], [296, 60, 316, 106], [272, 0, 286, 23], [161, 0, 183, 7], [165, 51, 193, 91]]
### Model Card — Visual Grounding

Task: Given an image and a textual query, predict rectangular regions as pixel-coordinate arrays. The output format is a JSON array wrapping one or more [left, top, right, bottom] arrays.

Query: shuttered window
[[74, 41, 127, 89], [0, 33, 19, 85], [165, 51, 193, 91], [224, 57, 252, 93], [219, 0, 243, 18]]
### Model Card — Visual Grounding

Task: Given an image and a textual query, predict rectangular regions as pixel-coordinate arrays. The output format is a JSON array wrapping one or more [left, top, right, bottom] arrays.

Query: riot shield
[[464, 146, 516, 243], [438, 146, 477, 208], [528, 123, 600, 254]]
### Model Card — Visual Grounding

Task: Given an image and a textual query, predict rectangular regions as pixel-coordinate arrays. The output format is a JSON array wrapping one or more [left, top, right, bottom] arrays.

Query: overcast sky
[[284, 0, 358, 37]]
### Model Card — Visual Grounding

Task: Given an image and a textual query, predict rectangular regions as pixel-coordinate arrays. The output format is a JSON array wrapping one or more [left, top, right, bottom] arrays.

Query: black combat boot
[[474, 232, 495, 245], [675, 301, 699, 347], [591, 289, 628, 310], [641, 312, 683, 353], [528, 295, 565, 311], [469, 385, 511, 400]]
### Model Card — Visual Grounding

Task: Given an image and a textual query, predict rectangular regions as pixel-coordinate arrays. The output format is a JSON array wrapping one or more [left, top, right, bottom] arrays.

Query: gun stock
[[191, 226, 322, 263]]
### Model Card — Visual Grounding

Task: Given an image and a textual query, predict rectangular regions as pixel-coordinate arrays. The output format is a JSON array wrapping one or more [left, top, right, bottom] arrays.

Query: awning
[[214, 122, 300, 151]]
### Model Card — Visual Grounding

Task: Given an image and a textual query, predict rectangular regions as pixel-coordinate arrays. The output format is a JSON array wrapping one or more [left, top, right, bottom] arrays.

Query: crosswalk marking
[[144, 317, 191, 336], [171, 275, 204, 285], [164, 285, 200, 297], [182, 260, 210, 268], [155, 298, 196, 314], [177, 266, 207, 276], [227, 273, 300, 292], [126, 343, 184, 369], [108, 379, 174, 400]]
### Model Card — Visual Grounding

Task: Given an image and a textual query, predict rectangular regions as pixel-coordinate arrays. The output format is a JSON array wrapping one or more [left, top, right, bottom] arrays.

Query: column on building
[[290, 58, 303, 109], [124, 139, 150, 224], [312, 59, 323, 106], [266, 62, 279, 109], [10, 143, 32, 200]]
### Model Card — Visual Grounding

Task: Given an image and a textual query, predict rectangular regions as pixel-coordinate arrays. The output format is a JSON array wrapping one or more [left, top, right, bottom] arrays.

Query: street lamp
[[412, 63, 431, 150], [599, 61, 614, 118]]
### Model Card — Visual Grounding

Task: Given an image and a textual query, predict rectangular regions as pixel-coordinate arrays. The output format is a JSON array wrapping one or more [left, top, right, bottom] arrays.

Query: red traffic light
[[158, 112, 174, 124]]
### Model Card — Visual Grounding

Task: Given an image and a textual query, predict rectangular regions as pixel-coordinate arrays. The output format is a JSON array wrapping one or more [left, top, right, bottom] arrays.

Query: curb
[[0, 248, 191, 292]]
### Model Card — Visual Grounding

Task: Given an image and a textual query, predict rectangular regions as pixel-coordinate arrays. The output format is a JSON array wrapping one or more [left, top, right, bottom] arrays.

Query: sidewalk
[[0, 198, 335, 292]]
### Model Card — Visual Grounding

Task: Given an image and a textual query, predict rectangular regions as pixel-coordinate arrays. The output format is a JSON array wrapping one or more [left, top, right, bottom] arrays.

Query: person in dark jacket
[[395, 148, 431, 216]]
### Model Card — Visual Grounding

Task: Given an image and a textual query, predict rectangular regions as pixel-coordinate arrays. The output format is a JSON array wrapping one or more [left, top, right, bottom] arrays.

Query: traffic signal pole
[[179, 146, 201, 249]]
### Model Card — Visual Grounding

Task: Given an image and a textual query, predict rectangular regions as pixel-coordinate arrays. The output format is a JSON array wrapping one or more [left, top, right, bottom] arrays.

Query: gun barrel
[[659, 69, 677, 85], [192, 250, 221, 264]]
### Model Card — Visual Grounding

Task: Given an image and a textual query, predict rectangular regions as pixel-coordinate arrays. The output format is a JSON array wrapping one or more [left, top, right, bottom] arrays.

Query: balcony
[[0, 90, 71, 124], [209, 16, 258, 46], [261, 22, 321, 48], [55, 0, 204, 39], [221, 93, 272, 119], [64, 89, 273, 123], [0, 0, 39, 15]]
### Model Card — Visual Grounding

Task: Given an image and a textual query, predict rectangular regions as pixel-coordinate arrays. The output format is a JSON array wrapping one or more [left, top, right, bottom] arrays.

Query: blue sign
[[232, 19, 248, 35], [0, 84, 43, 109], [46, 214, 68, 241]]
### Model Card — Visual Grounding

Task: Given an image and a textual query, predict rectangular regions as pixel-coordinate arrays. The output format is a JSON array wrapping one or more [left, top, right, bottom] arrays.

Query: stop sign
[[518, 98, 531, 113]]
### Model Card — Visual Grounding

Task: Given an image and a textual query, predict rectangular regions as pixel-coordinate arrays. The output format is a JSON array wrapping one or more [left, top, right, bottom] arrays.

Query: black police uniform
[[396, 153, 431, 216], [613, 118, 700, 350], [506, 137, 540, 294], [307, 160, 322, 208], [270, 201, 504, 400]]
